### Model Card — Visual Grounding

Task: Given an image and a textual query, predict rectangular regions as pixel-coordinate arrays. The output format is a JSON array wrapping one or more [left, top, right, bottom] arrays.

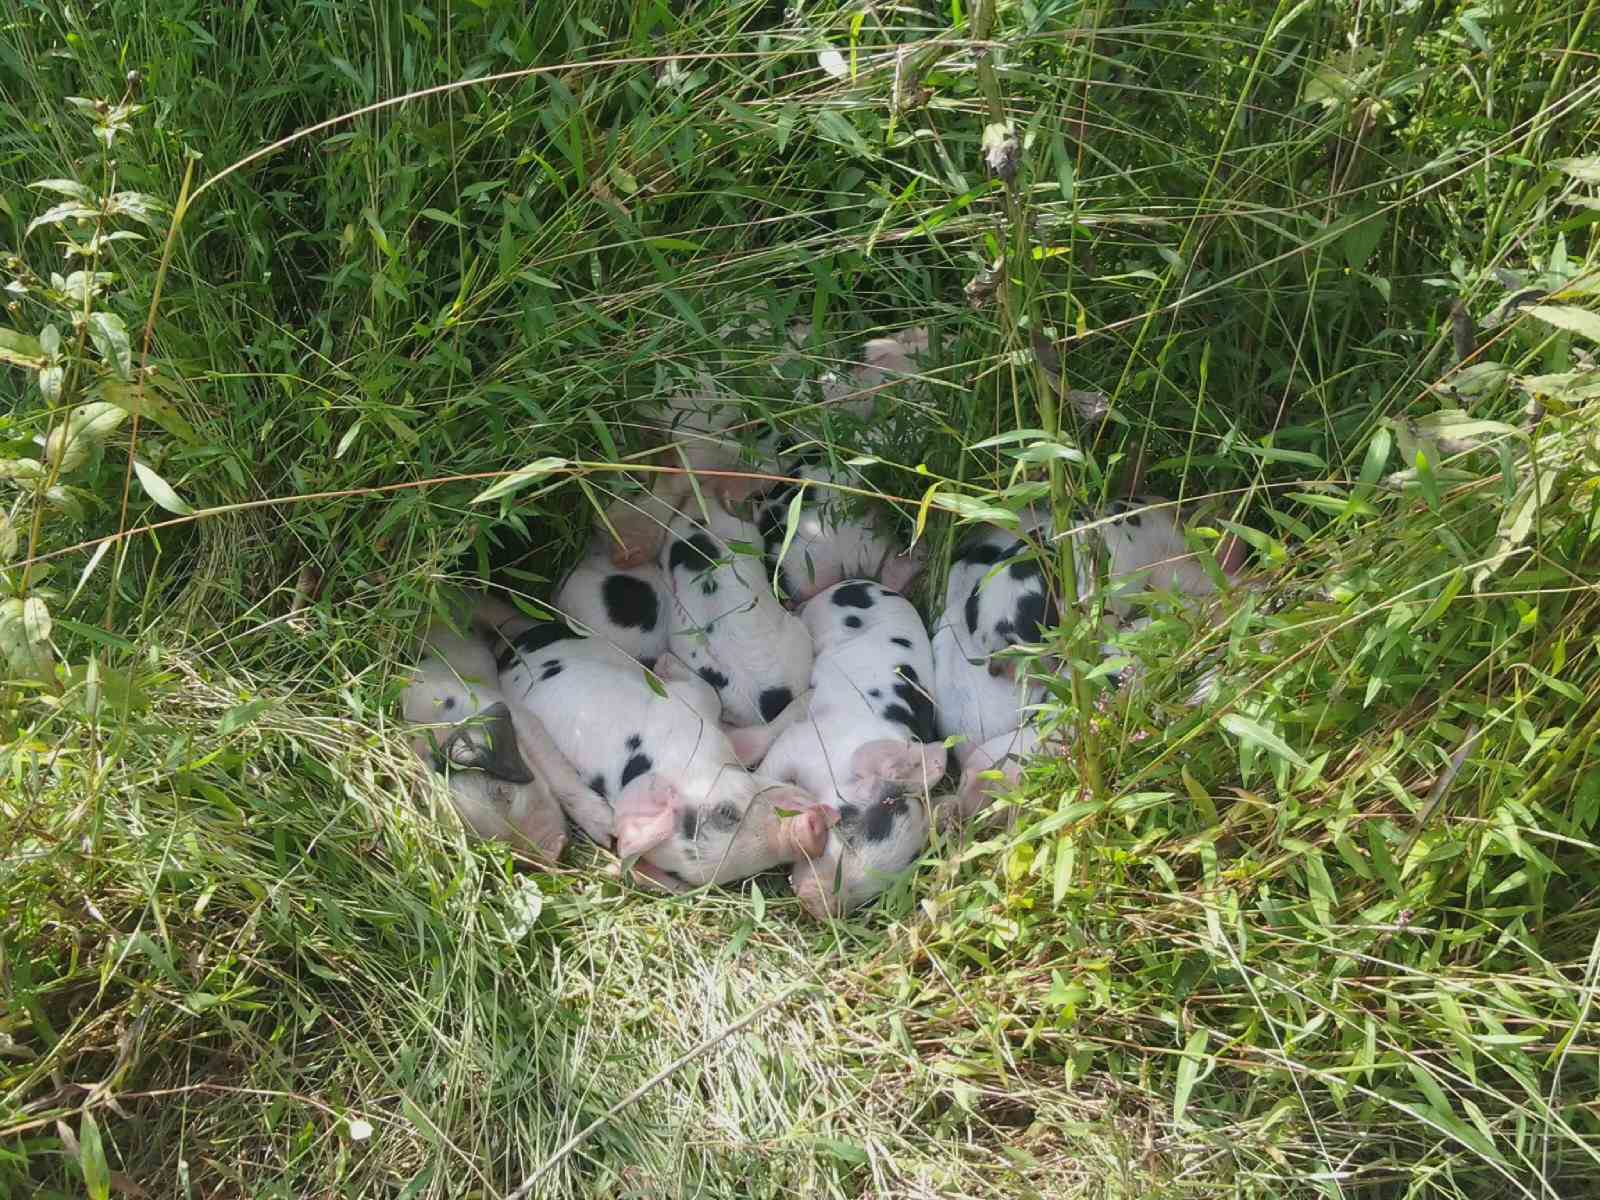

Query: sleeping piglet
[[756, 464, 926, 605], [486, 602, 833, 891], [728, 580, 946, 918], [399, 621, 590, 862], [960, 497, 1246, 679], [660, 499, 814, 728]]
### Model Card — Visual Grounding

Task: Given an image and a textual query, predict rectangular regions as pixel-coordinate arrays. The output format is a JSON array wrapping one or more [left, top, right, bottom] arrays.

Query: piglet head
[[403, 663, 569, 863]]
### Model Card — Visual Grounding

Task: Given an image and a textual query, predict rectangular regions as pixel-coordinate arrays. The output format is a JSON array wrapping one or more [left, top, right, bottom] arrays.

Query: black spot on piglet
[[860, 795, 907, 843], [669, 531, 722, 574], [626, 734, 643, 752], [697, 666, 729, 691], [602, 573, 659, 632], [890, 636, 911, 648], [589, 774, 609, 800], [844, 615, 862, 629], [759, 687, 794, 722], [830, 581, 875, 609], [620, 752, 653, 790], [540, 659, 563, 681]]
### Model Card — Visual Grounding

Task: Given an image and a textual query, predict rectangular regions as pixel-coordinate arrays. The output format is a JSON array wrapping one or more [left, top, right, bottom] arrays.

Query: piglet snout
[[789, 803, 839, 860]]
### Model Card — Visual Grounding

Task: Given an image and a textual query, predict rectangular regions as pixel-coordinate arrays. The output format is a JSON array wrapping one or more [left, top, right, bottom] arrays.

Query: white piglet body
[[553, 548, 671, 665], [731, 581, 946, 918], [495, 624, 829, 888], [660, 502, 814, 727]]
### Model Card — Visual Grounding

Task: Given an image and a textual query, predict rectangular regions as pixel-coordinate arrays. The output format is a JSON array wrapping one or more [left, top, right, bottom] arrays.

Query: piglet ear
[[714, 474, 769, 513], [613, 774, 680, 860], [878, 543, 927, 594], [850, 739, 948, 791]]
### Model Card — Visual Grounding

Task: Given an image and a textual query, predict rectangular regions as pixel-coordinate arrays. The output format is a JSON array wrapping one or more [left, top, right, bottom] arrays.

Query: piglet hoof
[[611, 541, 648, 569]]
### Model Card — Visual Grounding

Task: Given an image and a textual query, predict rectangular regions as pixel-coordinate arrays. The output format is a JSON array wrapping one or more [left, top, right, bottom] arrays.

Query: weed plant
[[3, 0, 1600, 1196]]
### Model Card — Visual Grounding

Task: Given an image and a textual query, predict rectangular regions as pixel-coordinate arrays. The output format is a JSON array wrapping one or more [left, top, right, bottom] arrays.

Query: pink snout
[[790, 803, 839, 860]]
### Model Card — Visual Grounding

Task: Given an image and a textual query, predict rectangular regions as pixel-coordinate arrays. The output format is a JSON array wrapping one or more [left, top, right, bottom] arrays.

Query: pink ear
[[879, 546, 926, 593], [850, 739, 948, 790], [613, 775, 679, 859], [714, 475, 769, 512]]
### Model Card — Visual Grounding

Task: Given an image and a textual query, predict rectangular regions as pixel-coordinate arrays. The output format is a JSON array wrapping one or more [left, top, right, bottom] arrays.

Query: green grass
[[4, 0, 1600, 1195]]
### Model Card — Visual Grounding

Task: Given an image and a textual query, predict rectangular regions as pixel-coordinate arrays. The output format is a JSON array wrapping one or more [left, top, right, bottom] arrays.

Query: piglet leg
[[505, 705, 615, 847], [724, 689, 813, 767]]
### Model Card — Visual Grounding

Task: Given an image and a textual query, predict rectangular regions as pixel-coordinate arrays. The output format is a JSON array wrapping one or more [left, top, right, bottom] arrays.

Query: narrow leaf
[[1172, 1029, 1209, 1127], [473, 457, 568, 504], [1220, 713, 1309, 768], [79, 1111, 111, 1200]]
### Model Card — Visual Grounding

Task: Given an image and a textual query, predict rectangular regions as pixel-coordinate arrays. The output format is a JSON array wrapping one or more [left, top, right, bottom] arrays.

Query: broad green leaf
[[1525, 303, 1600, 344], [1341, 207, 1388, 271], [1554, 156, 1600, 184], [46, 402, 129, 470], [0, 325, 45, 369], [105, 191, 165, 226], [78, 1111, 110, 1200], [0, 457, 46, 482], [1220, 713, 1309, 769], [26, 200, 97, 236], [0, 596, 54, 678], [39, 364, 63, 403], [31, 178, 94, 201], [87, 311, 133, 379], [472, 457, 568, 505], [1172, 1029, 1209, 1127], [1474, 470, 1554, 591], [133, 460, 194, 515]]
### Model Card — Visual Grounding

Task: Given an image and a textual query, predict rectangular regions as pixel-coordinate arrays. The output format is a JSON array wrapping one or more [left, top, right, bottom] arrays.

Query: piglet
[[399, 621, 591, 862], [600, 389, 786, 569], [487, 603, 833, 889], [659, 499, 814, 728], [553, 539, 670, 666], [729, 580, 946, 918], [959, 497, 1246, 678], [757, 464, 926, 605]]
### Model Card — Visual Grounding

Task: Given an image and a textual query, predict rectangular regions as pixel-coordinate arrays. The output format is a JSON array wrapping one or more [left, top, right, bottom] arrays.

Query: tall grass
[[4, 0, 1600, 1196]]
